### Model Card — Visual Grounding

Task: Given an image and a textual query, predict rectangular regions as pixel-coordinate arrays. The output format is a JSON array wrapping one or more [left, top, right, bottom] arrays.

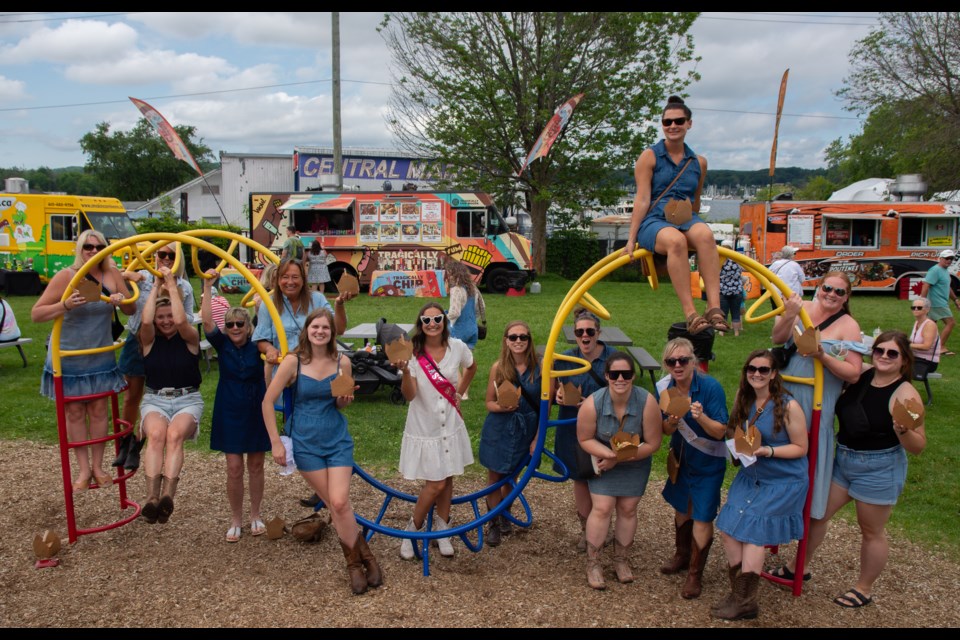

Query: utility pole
[[332, 12, 343, 190]]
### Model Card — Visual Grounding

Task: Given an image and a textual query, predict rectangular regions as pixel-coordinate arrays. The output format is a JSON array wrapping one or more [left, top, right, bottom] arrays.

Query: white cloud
[[0, 75, 28, 103], [0, 19, 138, 65]]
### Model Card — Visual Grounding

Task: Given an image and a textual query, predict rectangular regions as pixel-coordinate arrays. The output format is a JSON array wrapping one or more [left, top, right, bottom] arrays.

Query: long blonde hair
[[494, 320, 538, 386], [71, 230, 109, 269]]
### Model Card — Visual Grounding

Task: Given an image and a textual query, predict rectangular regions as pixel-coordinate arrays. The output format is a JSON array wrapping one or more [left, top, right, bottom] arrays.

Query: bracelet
[[63, 300, 69, 311], [768, 445, 775, 458]]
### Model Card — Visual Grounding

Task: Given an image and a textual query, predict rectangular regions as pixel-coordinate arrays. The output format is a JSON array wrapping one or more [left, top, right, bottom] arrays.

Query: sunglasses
[[574, 327, 597, 338], [156, 251, 175, 260], [911, 305, 925, 311], [665, 356, 692, 367], [82, 243, 107, 252], [506, 333, 530, 342], [606, 369, 635, 381], [662, 117, 688, 126], [872, 346, 901, 360], [420, 315, 444, 325], [820, 284, 848, 297], [746, 365, 773, 375], [224, 320, 246, 329]]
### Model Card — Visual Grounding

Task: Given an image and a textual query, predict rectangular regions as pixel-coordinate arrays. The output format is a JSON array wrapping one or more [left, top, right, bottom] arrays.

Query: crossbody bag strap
[[517, 373, 541, 419], [649, 157, 694, 212]]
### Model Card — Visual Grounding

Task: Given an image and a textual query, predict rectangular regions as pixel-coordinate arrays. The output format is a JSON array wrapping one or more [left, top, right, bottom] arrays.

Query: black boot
[[124, 436, 144, 471], [299, 493, 321, 508], [112, 433, 132, 468]]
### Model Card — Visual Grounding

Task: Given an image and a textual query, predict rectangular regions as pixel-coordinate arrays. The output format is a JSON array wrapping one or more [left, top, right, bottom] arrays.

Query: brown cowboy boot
[[612, 539, 635, 584], [354, 531, 383, 588], [156, 475, 179, 524], [660, 519, 693, 574], [141, 475, 162, 524], [713, 571, 760, 621], [681, 537, 713, 599], [576, 512, 588, 552], [711, 563, 742, 615], [339, 536, 369, 595], [585, 541, 606, 590]]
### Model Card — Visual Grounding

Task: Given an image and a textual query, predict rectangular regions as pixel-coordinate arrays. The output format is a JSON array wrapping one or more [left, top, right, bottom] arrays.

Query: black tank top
[[835, 369, 900, 450], [144, 332, 202, 390]]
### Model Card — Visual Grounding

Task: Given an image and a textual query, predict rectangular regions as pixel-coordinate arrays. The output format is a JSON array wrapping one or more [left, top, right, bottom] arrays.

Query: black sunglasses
[[156, 251, 175, 260], [606, 369, 635, 380], [662, 117, 688, 126], [665, 356, 692, 367], [872, 346, 901, 360], [82, 243, 107, 252], [574, 327, 597, 338], [820, 284, 848, 297], [506, 333, 530, 342], [420, 315, 444, 325], [746, 365, 773, 375], [224, 320, 246, 329], [911, 305, 925, 311]]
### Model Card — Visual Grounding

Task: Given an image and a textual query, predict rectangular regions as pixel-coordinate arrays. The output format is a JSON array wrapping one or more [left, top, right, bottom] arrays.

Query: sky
[[0, 11, 882, 173]]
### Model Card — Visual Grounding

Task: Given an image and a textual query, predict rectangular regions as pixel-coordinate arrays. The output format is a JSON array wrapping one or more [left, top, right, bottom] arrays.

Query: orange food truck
[[740, 200, 960, 295], [248, 190, 535, 293]]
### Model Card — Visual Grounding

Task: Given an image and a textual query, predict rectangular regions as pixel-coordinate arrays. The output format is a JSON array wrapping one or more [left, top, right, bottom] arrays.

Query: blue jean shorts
[[117, 336, 145, 377], [140, 391, 204, 441], [832, 444, 907, 506]]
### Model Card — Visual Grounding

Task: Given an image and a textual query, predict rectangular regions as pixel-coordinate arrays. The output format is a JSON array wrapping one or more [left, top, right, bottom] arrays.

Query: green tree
[[79, 119, 213, 201], [836, 12, 960, 193], [795, 175, 838, 201], [379, 12, 699, 272]]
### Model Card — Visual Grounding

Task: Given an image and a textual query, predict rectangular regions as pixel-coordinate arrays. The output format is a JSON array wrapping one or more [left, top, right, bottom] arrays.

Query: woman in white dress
[[306, 238, 331, 293], [392, 302, 477, 559]]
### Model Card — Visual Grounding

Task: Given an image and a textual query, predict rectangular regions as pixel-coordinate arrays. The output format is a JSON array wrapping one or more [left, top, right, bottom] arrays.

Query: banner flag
[[129, 97, 204, 176], [518, 93, 585, 175], [769, 69, 789, 178]]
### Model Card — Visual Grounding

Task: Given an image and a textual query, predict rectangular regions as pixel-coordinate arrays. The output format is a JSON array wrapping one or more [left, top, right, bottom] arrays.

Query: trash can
[[667, 322, 715, 372]]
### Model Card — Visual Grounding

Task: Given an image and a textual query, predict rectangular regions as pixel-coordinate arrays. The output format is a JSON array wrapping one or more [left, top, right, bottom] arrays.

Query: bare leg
[[161, 414, 198, 480], [940, 316, 955, 351], [121, 375, 145, 437], [247, 452, 265, 522], [65, 401, 91, 486], [692, 519, 714, 550], [851, 501, 894, 597], [85, 397, 110, 477], [485, 470, 506, 511], [412, 479, 449, 527], [586, 493, 615, 547], [786, 481, 851, 573], [614, 497, 640, 542], [573, 479, 593, 519], [302, 466, 358, 542], [141, 413, 168, 477], [226, 453, 244, 528], [656, 228, 697, 318], [688, 223, 722, 310]]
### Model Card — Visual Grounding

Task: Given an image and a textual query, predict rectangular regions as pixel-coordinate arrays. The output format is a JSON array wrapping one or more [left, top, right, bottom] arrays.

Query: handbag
[[477, 320, 487, 340], [649, 157, 695, 226], [771, 309, 847, 370], [573, 440, 600, 481], [290, 512, 329, 543], [111, 308, 125, 341]]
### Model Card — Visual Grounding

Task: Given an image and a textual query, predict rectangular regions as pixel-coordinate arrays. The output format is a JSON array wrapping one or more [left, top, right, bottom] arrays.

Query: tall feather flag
[[518, 93, 585, 175], [129, 97, 204, 176], [769, 69, 789, 178]]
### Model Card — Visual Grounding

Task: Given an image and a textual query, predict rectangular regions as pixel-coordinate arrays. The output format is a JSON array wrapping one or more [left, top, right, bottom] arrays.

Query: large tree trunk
[[530, 199, 549, 274]]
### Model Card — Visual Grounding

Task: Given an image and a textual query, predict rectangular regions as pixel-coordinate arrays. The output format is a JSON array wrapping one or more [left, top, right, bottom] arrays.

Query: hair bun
[[667, 95, 685, 105]]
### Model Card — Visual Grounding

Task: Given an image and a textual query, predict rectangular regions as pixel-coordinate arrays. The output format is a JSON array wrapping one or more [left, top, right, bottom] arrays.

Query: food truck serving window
[[899, 214, 958, 249], [457, 208, 487, 238], [49, 214, 78, 242], [822, 214, 881, 249]]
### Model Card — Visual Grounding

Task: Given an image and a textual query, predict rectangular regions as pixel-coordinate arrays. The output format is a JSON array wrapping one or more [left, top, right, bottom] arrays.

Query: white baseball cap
[[780, 245, 797, 258], [939, 249, 956, 259]]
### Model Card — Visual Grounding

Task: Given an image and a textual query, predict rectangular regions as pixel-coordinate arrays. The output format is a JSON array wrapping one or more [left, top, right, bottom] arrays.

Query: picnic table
[[341, 322, 414, 345], [562, 324, 633, 346]]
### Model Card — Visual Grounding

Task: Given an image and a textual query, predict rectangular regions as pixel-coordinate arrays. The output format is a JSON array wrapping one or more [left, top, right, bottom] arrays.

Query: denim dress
[[587, 386, 652, 498], [479, 365, 542, 474]]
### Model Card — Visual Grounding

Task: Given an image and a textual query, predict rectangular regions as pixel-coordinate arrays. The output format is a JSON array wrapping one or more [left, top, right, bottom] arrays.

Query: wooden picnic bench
[[0, 337, 32, 367], [627, 346, 661, 389]]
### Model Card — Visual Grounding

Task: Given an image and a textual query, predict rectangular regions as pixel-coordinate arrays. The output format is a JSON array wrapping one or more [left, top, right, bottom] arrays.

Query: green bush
[[545, 228, 603, 279], [133, 217, 246, 276]]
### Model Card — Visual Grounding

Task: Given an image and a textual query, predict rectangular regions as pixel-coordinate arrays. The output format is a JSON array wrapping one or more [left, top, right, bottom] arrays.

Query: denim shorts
[[140, 391, 204, 441], [832, 444, 907, 506], [117, 336, 145, 377]]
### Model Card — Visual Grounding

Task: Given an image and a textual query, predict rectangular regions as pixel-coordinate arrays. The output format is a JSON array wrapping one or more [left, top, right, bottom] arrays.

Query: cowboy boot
[[576, 513, 588, 552], [124, 436, 145, 471], [140, 474, 162, 524], [156, 475, 179, 524], [604, 515, 616, 547], [681, 537, 713, 599], [711, 563, 741, 615], [660, 519, 693, 574], [585, 541, 606, 590], [434, 517, 455, 557], [612, 539, 635, 584], [486, 515, 502, 547], [355, 531, 383, 588], [339, 536, 368, 595], [713, 571, 760, 621], [111, 433, 132, 468], [399, 518, 422, 560]]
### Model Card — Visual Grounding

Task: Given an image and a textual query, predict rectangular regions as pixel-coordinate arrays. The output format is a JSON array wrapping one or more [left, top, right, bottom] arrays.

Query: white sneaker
[[400, 518, 418, 560], [435, 517, 455, 557]]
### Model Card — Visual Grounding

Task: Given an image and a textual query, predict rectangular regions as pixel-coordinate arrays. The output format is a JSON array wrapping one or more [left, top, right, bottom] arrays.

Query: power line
[[0, 12, 132, 23], [700, 14, 878, 27]]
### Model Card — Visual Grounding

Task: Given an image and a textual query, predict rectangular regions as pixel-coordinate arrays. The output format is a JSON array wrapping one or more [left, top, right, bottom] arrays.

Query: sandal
[[769, 565, 811, 582], [225, 526, 242, 543], [92, 471, 113, 488], [704, 307, 731, 333], [834, 588, 872, 608], [685, 312, 711, 335], [250, 519, 266, 537], [72, 477, 91, 493]]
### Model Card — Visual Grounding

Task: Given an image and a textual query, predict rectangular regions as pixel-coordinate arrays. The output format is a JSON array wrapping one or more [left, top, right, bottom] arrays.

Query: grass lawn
[[2, 270, 958, 560]]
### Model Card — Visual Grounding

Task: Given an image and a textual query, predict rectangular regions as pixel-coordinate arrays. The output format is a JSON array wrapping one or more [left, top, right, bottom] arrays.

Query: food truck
[[249, 190, 535, 293], [740, 199, 960, 294]]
